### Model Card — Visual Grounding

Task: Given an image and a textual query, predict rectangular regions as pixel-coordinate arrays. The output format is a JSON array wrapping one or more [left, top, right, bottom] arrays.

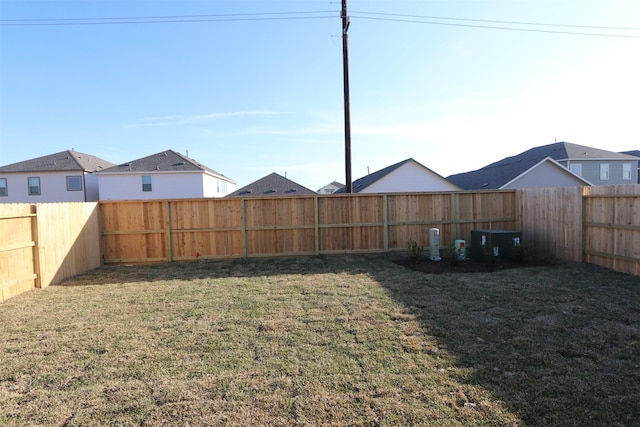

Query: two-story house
[[0, 150, 115, 203], [96, 149, 236, 200]]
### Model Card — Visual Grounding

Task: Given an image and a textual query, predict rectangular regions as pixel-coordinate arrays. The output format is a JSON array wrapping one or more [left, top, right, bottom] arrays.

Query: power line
[[350, 10, 640, 32], [0, 16, 337, 27], [350, 15, 640, 39], [0, 10, 337, 22], [2, 8, 639, 40], [0, 11, 337, 26]]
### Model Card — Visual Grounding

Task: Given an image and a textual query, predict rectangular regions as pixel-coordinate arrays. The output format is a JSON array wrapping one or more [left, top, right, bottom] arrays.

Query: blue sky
[[1, 0, 639, 191]]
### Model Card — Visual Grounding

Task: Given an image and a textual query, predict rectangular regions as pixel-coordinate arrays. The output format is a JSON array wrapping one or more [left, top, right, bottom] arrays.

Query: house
[[447, 142, 636, 190], [447, 157, 591, 190], [621, 150, 640, 184], [0, 150, 115, 203], [96, 150, 236, 200], [317, 181, 344, 195], [227, 172, 316, 197], [334, 158, 460, 193]]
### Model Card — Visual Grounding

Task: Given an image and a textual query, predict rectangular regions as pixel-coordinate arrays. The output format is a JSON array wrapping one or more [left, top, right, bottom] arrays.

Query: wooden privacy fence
[[0, 203, 102, 302], [3, 186, 639, 302], [100, 191, 517, 263]]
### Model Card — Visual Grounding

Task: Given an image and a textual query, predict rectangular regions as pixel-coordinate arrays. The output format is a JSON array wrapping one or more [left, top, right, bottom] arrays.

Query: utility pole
[[341, 0, 352, 193]]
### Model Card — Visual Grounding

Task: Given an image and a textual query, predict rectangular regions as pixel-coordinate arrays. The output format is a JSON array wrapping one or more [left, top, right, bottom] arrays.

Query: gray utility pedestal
[[470, 229, 522, 261]]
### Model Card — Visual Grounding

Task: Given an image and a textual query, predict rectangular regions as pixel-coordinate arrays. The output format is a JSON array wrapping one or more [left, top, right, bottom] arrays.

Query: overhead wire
[[1, 8, 639, 39], [350, 15, 640, 39], [349, 10, 640, 32], [0, 10, 337, 26]]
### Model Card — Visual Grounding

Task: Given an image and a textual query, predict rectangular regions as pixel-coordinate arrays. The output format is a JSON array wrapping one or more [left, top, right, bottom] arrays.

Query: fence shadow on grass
[[371, 258, 640, 427], [55, 254, 640, 426]]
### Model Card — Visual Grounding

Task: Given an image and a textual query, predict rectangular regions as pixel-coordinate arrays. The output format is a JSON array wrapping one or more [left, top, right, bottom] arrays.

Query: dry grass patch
[[0, 255, 638, 426]]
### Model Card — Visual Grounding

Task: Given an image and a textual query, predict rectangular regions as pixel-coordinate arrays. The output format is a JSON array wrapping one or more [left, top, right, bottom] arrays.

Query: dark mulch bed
[[393, 255, 556, 274]]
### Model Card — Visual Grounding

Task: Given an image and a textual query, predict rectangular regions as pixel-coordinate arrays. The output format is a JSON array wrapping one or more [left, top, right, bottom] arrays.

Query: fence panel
[[245, 197, 316, 257], [0, 204, 36, 302], [516, 187, 583, 262], [454, 191, 518, 245], [317, 195, 385, 253], [583, 185, 640, 275], [35, 203, 102, 286], [101, 201, 169, 262], [170, 199, 243, 260], [387, 193, 451, 250]]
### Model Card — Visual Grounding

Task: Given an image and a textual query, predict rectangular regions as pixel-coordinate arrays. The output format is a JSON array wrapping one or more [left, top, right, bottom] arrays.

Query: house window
[[67, 176, 83, 191], [600, 163, 609, 180], [142, 175, 152, 192], [28, 177, 41, 195], [220, 180, 227, 193], [0, 178, 7, 196], [622, 163, 632, 180], [569, 163, 582, 177]]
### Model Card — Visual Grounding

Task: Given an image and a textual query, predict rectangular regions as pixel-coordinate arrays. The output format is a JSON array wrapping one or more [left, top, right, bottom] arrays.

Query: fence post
[[383, 195, 388, 251], [165, 201, 173, 262], [30, 205, 41, 288], [241, 199, 248, 258], [314, 196, 320, 255], [450, 193, 458, 241]]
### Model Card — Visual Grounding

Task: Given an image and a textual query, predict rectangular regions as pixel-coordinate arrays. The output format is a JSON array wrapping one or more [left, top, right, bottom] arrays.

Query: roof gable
[[0, 150, 115, 173], [335, 158, 457, 193], [227, 172, 316, 197], [98, 149, 234, 182], [501, 157, 592, 189]]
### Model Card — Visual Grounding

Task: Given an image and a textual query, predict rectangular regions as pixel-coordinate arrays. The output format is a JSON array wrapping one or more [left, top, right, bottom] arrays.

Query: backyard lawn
[[1, 255, 639, 426]]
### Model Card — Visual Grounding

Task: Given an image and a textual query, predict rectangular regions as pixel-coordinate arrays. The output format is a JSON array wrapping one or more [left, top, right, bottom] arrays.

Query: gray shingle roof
[[99, 149, 233, 181], [622, 150, 640, 158], [0, 150, 115, 173], [227, 172, 316, 197], [447, 142, 638, 190]]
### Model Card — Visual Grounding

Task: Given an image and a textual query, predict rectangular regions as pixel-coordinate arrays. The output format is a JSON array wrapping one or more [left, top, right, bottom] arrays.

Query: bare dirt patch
[[393, 255, 555, 274]]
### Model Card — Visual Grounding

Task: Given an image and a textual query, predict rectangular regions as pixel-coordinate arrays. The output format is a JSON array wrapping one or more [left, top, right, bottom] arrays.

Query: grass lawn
[[1, 255, 639, 426]]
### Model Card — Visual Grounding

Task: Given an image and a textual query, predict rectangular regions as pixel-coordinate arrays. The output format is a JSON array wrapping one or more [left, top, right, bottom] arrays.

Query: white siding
[[84, 173, 100, 201], [360, 162, 459, 193], [0, 171, 88, 203], [502, 161, 587, 189], [202, 174, 236, 197], [98, 172, 205, 200]]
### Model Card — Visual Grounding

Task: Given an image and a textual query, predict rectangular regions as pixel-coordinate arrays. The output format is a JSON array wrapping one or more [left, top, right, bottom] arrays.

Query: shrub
[[512, 241, 526, 262], [482, 243, 498, 268], [446, 242, 461, 266], [407, 238, 424, 263]]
